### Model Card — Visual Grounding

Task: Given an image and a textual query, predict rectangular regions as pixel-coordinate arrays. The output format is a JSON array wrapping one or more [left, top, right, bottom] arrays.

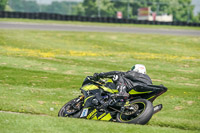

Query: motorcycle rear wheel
[[58, 97, 83, 117], [116, 99, 153, 125]]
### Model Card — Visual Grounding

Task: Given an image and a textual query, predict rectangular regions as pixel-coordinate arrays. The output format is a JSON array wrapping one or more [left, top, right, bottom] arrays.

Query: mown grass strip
[[0, 28, 199, 132], [1, 112, 199, 133]]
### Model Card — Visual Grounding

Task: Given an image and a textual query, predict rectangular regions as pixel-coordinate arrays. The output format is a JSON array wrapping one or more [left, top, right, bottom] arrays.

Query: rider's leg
[[114, 75, 129, 97]]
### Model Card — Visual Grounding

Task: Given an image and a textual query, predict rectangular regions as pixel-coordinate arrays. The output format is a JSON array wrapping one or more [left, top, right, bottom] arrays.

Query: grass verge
[[0, 28, 199, 132]]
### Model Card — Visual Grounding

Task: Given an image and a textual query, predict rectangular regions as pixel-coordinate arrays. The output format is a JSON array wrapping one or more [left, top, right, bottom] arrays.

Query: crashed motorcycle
[[58, 76, 167, 125]]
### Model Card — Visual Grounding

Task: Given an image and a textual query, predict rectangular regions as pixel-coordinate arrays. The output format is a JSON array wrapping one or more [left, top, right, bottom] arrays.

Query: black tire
[[116, 99, 153, 125], [58, 97, 83, 117]]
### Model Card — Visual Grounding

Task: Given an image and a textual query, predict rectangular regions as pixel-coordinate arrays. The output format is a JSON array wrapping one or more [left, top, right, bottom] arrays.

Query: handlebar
[[88, 76, 107, 84]]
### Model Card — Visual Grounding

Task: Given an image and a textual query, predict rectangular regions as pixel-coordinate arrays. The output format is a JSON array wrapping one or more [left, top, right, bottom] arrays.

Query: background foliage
[[1, 0, 199, 22], [0, 0, 8, 11]]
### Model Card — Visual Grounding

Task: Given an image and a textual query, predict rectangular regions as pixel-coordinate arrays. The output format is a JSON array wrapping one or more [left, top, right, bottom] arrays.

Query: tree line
[[0, 0, 199, 22]]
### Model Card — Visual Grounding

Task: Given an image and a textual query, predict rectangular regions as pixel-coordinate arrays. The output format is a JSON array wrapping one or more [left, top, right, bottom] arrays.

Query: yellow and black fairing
[[80, 83, 119, 108], [86, 108, 113, 121], [128, 84, 167, 102], [80, 77, 118, 121], [80, 84, 114, 121], [80, 77, 118, 100], [80, 84, 101, 107]]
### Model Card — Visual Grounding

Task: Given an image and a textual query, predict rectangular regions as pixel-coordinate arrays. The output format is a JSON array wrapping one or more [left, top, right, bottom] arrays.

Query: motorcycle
[[58, 76, 167, 125]]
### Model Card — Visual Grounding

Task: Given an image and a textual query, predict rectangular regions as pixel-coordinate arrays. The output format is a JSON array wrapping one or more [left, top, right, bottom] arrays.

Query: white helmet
[[131, 64, 146, 74]]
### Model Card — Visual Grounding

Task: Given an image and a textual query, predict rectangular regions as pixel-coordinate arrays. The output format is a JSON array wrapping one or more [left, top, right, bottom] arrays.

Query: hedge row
[[0, 11, 199, 27]]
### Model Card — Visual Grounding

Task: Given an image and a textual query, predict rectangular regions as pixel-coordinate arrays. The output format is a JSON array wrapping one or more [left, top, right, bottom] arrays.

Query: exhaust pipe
[[153, 104, 162, 114]]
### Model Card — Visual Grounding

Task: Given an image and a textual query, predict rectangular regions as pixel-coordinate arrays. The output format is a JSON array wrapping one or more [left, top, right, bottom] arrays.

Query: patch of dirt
[[41, 77, 48, 79], [182, 64, 190, 68], [37, 101, 46, 105], [43, 67, 57, 71], [52, 101, 59, 105], [1, 63, 7, 65], [194, 79, 200, 82], [0, 110, 48, 116], [174, 106, 183, 110], [171, 77, 189, 81], [84, 72, 92, 74], [24, 65, 32, 68], [176, 69, 193, 73], [187, 101, 195, 105], [64, 70, 75, 75], [178, 83, 198, 87]]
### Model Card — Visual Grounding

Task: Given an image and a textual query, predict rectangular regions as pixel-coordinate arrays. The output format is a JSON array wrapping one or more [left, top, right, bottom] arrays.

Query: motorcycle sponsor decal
[[87, 111, 112, 121], [80, 108, 88, 117], [87, 109, 97, 119]]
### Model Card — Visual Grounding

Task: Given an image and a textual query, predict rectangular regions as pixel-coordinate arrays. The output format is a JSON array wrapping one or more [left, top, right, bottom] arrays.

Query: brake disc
[[124, 104, 139, 115]]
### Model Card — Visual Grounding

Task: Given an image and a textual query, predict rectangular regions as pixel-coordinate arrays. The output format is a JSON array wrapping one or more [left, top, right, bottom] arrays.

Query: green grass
[[0, 28, 200, 133], [2, 112, 199, 133], [0, 18, 200, 30]]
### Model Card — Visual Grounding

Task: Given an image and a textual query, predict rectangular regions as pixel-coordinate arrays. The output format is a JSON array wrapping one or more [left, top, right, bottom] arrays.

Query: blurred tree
[[192, 12, 200, 22], [24, 1, 39, 12], [100, 0, 116, 17], [81, 0, 116, 17], [168, 0, 194, 22], [6, 0, 198, 22], [75, 3, 85, 16], [0, 0, 8, 11], [45, 2, 67, 14], [9, 0, 39, 12], [113, 1, 133, 18], [41, 1, 78, 15], [9, 0, 24, 12], [82, 0, 96, 16]]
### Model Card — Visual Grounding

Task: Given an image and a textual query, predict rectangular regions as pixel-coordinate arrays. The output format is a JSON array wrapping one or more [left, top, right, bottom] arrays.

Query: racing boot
[[116, 85, 129, 99]]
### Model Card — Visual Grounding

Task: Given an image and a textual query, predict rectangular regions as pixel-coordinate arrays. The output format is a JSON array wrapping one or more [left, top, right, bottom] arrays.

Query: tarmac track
[[0, 22, 200, 36]]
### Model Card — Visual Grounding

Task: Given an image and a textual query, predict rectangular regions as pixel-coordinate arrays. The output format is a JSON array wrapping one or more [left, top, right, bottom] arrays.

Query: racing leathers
[[98, 70, 151, 93], [94, 70, 167, 102]]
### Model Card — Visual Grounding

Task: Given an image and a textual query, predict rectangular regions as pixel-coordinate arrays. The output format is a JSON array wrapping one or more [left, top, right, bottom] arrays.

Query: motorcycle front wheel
[[116, 99, 153, 125], [58, 97, 83, 117]]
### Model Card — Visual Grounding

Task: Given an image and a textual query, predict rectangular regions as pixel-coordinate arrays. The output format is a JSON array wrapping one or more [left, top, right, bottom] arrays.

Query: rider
[[93, 64, 166, 102], [93, 64, 151, 97]]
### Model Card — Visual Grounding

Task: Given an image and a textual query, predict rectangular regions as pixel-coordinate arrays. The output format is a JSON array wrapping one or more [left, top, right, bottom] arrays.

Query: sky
[[192, 0, 200, 16]]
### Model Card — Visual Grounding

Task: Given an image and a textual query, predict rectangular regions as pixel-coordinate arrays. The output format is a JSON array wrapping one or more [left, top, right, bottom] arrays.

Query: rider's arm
[[99, 71, 125, 78]]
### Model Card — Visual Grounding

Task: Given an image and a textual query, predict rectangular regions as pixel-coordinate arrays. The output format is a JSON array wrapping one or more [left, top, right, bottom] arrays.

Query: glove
[[112, 75, 119, 81], [93, 73, 100, 81]]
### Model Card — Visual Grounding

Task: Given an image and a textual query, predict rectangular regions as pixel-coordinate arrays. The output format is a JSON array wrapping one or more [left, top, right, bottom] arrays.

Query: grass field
[[0, 20, 200, 133]]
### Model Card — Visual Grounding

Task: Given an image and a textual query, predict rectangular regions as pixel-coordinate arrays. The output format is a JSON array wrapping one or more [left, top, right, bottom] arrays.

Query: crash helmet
[[131, 64, 146, 74]]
